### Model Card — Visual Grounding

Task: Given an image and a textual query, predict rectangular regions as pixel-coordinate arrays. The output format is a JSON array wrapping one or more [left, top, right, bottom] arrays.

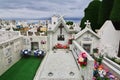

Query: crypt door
[[82, 44, 91, 54], [31, 42, 39, 50]]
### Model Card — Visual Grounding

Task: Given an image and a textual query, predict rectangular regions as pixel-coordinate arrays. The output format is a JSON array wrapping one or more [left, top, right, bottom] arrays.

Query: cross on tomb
[[58, 23, 65, 40], [59, 23, 64, 34], [84, 20, 91, 28]]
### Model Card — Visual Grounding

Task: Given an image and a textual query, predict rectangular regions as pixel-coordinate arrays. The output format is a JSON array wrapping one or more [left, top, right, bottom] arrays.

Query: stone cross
[[84, 20, 91, 29]]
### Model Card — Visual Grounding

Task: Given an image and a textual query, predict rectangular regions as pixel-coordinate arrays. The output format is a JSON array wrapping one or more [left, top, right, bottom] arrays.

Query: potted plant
[[97, 54, 104, 65]]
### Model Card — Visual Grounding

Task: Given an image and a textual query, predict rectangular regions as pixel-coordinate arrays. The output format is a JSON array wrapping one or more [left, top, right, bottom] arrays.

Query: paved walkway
[[38, 49, 81, 80]]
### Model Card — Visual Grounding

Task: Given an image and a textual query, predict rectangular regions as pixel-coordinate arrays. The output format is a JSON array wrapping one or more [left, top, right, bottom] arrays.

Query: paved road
[[39, 49, 81, 80]]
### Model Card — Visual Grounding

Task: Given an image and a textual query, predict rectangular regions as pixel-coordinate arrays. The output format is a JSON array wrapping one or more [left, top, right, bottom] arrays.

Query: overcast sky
[[0, 0, 92, 19]]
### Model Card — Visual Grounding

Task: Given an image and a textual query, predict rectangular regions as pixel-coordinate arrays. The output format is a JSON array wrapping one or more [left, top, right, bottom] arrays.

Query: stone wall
[[0, 36, 23, 76], [98, 21, 120, 57], [103, 57, 120, 79], [23, 36, 48, 51], [0, 31, 20, 42], [72, 40, 94, 80]]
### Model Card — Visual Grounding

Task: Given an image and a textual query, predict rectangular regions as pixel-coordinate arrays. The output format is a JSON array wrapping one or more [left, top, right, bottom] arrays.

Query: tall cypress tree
[[80, 0, 101, 31], [110, 0, 120, 30], [98, 0, 114, 27], [80, 17, 87, 30]]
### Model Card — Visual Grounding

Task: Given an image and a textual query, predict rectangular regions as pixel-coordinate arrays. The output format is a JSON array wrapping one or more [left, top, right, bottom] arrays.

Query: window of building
[[57, 35, 65, 41]]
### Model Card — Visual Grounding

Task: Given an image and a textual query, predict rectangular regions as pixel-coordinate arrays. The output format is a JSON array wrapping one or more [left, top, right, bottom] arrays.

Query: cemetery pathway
[[38, 49, 81, 80]]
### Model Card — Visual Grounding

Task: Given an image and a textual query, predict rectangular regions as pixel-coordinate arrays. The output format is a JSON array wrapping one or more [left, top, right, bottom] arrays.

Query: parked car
[[34, 49, 45, 57], [21, 49, 31, 56]]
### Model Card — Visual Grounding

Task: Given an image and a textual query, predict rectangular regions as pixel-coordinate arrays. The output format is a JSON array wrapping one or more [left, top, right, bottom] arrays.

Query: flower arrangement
[[54, 43, 69, 49], [93, 61, 118, 80], [93, 57, 118, 80], [41, 40, 46, 44], [78, 52, 87, 68]]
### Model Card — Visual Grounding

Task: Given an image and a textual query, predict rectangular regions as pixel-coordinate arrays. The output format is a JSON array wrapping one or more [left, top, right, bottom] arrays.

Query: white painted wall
[[51, 16, 58, 25], [98, 20, 120, 57], [0, 37, 23, 76], [72, 41, 94, 80], [23, 36, 48, 51], [0, 31, 20, 42]]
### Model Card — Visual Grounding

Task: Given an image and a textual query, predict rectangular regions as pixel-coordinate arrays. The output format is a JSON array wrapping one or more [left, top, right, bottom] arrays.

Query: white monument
[[98, 20, 120, 57], [75, 20, 100, 54], [48, 16, 78, 51]]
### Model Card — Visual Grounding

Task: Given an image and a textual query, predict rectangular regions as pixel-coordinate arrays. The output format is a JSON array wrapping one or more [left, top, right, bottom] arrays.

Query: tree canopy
[[80, 0, 120, 30], [110, 0, 120, 30], [98, 0, 114, 27], [66, 21, 73, 25], [80, 0, 101, 31]]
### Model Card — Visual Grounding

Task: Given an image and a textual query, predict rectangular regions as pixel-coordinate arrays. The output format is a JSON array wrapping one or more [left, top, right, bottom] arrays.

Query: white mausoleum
[[48, 16, 80, 51], [98, 20, 120, 57], [75, 20, 100, 54]]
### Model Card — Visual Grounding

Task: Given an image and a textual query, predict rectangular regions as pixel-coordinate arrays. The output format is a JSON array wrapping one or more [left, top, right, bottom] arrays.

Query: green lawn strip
[[0, 56, 42, 80]]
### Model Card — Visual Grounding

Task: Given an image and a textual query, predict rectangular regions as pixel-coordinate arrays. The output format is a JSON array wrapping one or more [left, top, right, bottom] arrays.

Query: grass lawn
[[0, 56, 42, 80]]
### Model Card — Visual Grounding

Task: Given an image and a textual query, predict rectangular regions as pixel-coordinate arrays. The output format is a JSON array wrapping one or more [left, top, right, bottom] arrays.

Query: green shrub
[[115, 59, 120, 65], [66, 21, 73, 25]]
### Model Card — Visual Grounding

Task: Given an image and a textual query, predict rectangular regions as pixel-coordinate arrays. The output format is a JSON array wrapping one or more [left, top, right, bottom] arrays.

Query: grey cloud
[[0, 0, 92, 18], [0, 0, 77, 9], [0, 0, 36, 9]]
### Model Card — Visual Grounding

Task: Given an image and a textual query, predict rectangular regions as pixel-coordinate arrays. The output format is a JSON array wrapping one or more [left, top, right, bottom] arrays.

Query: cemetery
[[0, 16, 120, 80]]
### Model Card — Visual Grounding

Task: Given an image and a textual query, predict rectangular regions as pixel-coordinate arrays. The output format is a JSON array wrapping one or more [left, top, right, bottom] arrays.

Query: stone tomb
[[47, 17, 78, 50], [75, 20, 100, 54], [98, 20, 120, 57], [34, 50, 81, 80]]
